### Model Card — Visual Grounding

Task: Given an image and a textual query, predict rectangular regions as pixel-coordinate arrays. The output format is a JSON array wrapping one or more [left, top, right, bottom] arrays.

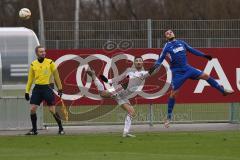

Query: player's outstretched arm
[[204, 55, 213, 60], [148, 48, 167, 75], [100, 68, 130, 85], [148, 64, 159, 75], [183, 41, 212, 60]]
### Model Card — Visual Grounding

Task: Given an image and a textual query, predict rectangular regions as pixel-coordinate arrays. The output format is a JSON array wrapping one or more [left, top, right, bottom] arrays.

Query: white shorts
[[115, 98, 130, 105], [108, 86, 131, 105]]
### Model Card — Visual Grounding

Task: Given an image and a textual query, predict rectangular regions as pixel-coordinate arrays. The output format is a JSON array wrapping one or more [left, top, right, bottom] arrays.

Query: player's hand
[[99, 75, 108, 83], [25, 93, 30, 101], [58, 89, 63, 98], [149, 64, 158, 75], [204, 55, 212, 60]]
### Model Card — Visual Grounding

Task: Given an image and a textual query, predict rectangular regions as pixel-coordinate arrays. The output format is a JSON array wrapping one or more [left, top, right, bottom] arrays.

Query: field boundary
[[0, 123, 239, 136]]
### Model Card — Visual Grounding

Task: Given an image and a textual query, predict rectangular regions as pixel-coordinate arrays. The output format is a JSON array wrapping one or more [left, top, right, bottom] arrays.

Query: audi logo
[[53, 53, 172, 101]]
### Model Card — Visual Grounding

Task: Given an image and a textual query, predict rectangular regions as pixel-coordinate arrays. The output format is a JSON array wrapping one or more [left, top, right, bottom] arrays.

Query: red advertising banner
[[47, 48, 239, 105]]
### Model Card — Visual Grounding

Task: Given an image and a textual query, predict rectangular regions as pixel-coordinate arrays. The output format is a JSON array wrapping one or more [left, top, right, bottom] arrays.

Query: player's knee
[[48, 106, 55, 114], [101, 91, 114, 98], [99, 91, 106, 97], [30, 106, 37, 114], [200, 73, 210, 80], [131, 111, 136, 117], [170, 91, 178, 99]]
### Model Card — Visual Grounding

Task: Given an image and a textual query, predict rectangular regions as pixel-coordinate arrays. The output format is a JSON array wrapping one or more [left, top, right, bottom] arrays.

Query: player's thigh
[[172, 71, 187, 90], [188, 67, 204, 80], [42, 87, 55, 106], [121, 103, 135, 116], [30, 87, 43, 106], [100, 90, 112, 98]]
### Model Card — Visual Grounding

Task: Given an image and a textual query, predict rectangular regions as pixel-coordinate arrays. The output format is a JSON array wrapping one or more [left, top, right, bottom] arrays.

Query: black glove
[[99, 75, 109, 83], [58, 89, 63, 98], [204, 55, 212, 60], [148, 64, 158, 75], [25, 93, 30, 101]]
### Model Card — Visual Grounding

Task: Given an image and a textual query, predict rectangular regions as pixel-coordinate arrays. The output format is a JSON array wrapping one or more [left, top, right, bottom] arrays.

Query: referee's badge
[[43, 68, 48, 75]]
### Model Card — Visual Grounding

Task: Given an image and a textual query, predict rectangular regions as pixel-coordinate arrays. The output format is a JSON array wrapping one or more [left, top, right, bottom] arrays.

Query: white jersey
[[108, 68, 150, 105], [126, 69, 149, 92]]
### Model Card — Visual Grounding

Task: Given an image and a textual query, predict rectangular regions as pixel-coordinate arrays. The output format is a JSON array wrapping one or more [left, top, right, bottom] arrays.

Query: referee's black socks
[[30, 113, 37, 132], [53, 112, 63, 131]]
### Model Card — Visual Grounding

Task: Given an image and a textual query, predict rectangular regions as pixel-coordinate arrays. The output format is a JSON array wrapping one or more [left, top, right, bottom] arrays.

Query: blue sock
[[167, 98, 175, 120], [206, 77, 224, 94]]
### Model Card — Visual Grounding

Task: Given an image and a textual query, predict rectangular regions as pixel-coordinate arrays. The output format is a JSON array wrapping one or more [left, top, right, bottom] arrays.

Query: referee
[[25, 45, 65, 135]]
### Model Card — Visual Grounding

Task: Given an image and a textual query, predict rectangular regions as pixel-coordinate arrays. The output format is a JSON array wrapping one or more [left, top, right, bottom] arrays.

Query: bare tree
[[125, 0, 138, 20], [0, 0, 240, 38]]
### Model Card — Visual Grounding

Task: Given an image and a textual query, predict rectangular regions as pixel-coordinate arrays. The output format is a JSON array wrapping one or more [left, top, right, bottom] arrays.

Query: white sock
[[123, 114, 132, 134], [94, 78, 104, 91]]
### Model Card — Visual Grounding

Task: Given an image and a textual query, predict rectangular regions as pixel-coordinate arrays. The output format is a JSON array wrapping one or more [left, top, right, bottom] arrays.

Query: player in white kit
[[87, 57, 152, 137]]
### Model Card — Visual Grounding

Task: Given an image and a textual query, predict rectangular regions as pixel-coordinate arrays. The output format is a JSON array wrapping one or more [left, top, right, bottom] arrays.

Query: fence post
[[74, 0, 80, 49], [157, 38, 161, 48], [147, 19, 153, 127], [38, 0, 45, 46], [38, 20, 41, 44], [207, 38, 211, 48], [0, 53, 2, 98], [147, 19, 152, 48], [56, 40, 60, 49], [149, 103, 153, 126], [229, 103, 234, 123]]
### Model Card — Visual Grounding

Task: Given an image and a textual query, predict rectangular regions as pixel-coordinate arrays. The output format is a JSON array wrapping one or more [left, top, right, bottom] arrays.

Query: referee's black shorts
[[30, 84, 55, 106]]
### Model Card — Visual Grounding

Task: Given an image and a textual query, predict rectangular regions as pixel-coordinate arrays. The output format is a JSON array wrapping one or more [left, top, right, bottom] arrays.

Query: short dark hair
[[134, 56, 143, 60], [35, 45, 44, 53]]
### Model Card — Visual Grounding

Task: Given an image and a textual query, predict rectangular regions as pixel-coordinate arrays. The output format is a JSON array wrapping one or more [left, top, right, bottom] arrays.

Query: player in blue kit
[[149, 29, 234, 128]]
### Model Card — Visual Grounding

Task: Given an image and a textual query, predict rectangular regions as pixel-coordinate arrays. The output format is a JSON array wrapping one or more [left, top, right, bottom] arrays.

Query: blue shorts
[[171, 66, 203, 90], [30, 85, 55, 106]]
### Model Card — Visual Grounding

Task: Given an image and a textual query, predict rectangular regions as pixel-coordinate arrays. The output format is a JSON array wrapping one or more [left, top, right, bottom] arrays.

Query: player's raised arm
[[182, 40, 212, 60], [149, 45, 168, 75]]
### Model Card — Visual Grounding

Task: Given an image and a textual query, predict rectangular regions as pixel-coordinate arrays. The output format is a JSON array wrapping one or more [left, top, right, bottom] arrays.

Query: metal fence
[[42, 19, 240, 49], [0, 97, 43, 130], [1, 20, 240, 130], [0, 97, 239, 128], [43, 103, 236, 126], [38, 19, 240, 126]]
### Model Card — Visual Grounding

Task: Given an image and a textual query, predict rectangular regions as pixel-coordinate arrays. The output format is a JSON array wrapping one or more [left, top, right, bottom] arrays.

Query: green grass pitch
[[0, 131, 239, 160]]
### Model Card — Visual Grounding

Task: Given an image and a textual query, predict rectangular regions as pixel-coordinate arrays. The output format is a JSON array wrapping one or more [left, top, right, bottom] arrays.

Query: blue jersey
[[155, 40, 206, 71]]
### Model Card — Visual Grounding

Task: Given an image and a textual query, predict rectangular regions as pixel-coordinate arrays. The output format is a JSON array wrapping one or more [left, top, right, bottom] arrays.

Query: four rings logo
[[53, 53, 172, 101], [53, 53, 172, 121]]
